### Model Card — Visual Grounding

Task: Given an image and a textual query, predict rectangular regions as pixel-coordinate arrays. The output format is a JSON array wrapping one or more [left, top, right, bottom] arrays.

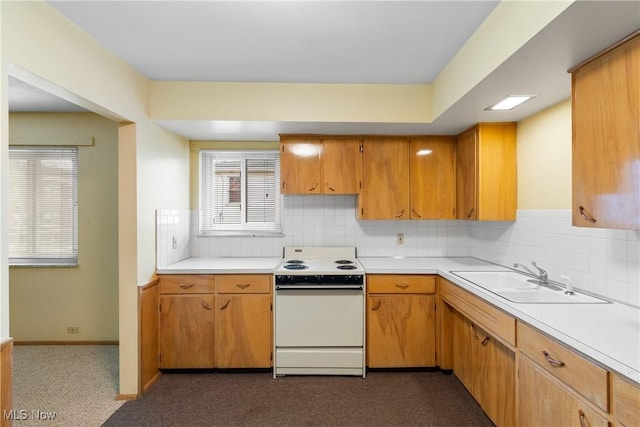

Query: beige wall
[[517, 99, 572, 210], [8, 113, 119, 341]]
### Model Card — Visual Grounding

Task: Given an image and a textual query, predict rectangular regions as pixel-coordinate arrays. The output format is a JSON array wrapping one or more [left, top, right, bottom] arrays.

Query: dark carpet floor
[[102, 370, 494, 427]]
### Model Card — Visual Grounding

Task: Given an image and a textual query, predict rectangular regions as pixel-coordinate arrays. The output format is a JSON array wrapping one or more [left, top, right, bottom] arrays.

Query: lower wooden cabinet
[[159, 294, 216, 369], [158, 274, 272, 369], [367, 275, 436, 367], [518, 355, 608, 427], [452, 309, 515, 427]]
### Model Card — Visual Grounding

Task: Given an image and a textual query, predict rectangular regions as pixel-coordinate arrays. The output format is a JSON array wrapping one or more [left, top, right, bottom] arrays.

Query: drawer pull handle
[[201, 300, 212, 311], [309, 182, 318, 191], [219, 299, 230, 310], [578, 409, 590, 427], [394, 209, 405, 218], [326, 183, 335, 192], [471, 323, 479, 340], [236, 284, 250, 289], [395, 284, 409, 289], [371, 301, 382, 311], [466, 208, 474, 219], [179, 283, 194, 290], [481, 336, 490, 346], [578, 206, 597, 223], [543, 351, 565, 367], [411, 208, 422, 219]]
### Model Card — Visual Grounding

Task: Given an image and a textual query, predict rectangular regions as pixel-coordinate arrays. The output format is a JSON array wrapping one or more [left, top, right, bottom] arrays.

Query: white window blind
[[8, 147, 78, 265], [200, 150, 281, 235]]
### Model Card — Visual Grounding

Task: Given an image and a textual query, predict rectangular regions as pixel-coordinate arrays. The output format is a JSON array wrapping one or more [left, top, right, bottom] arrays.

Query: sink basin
[[450, 271, 609, 304]]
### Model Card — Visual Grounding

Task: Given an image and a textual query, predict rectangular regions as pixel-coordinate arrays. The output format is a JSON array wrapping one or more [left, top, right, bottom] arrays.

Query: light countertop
[[156, 255, 640, 385]]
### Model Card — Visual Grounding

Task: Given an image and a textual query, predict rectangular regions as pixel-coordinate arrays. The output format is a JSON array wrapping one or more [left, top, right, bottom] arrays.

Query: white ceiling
[[9, 1, 640, 140]]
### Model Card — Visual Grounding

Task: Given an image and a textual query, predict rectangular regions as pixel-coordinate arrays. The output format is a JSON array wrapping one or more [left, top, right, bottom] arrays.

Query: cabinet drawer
[[368, 275, 435, 294], [216, 275, 271, 294], [517, 322, 608, 411], [159, 275, 214, 294], [439, 278, 515, 346], [612, 374, 640, 427]]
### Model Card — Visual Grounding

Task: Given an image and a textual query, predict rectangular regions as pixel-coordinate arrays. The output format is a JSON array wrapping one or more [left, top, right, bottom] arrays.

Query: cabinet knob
[[179, 283, 194, 290], [395, 283, 409, 290], [466, 208, 474, 219], [371, 301, 382, 311], [219, 299, 230, 310], [308, 182, 318, 191], [236, 284, 250, 289], [326, 183, 336, 192], [577, 409, 590, 427], [411, 208, 422, 219], [578, 206, 597, 223], [201, 300, 212, 311], [394, 209, 405, 218]]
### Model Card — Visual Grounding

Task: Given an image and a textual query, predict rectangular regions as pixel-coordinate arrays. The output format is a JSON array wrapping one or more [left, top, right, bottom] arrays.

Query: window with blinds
[[8, 147, 78, 265], [200, 150, 281, 235]]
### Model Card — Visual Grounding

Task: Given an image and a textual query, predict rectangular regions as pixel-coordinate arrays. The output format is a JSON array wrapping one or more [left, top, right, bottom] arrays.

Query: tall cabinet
[[570, 31, 640, 229]]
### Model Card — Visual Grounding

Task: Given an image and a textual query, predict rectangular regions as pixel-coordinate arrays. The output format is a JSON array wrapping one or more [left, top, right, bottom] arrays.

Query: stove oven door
[[274, 287, 365, 376]]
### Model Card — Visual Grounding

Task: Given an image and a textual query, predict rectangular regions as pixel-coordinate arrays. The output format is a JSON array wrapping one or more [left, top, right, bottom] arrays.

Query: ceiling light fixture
[[486, 95, 537, 111]]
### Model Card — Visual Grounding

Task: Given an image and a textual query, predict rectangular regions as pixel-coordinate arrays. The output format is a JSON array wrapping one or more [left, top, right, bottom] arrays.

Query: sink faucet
[[513, 261, 548, 284]]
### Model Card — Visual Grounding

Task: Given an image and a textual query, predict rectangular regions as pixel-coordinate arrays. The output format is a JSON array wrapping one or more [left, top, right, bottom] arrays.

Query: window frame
[[8, 146, 79, 267], [199, 150, 282, 237]]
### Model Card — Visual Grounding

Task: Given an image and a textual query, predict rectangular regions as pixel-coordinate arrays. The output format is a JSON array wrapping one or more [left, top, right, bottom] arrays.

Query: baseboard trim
[[116, 394, 138, 401], [142, 371, 162, 394], [14, 340, 119, 345]]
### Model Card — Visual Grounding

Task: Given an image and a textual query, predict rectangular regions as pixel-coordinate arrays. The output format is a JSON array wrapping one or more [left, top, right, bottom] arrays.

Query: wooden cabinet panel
[[159, 295, 215, 368], [409, 136, 455, 219], [322, 138, 361, 194], [280, 139, 322, 194], [440, 278, 516, 347], [367, 294, 435, 367], [359, 138, 410, 219], [159, 274, 214, 294], [612, 374, 640, 427], [367, 274, 436, 294], [216, 294, 272, 368], [216, 274, 271, 294], [518, 355, 609, 427], [456, 123, 517, 221], [452, 309, 515, 427], [571, 33, 640, 229], [518, 322, 608, 411]]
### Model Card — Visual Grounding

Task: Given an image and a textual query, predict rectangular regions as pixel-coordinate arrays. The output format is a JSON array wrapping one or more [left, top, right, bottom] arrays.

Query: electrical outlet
[[67, 326, 79, 334], [172, 236, 178, 249], [397, 233, 404, 245]]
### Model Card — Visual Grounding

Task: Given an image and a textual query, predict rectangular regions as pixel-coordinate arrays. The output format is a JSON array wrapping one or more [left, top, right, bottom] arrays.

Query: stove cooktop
[[275, 247, 365, 275]]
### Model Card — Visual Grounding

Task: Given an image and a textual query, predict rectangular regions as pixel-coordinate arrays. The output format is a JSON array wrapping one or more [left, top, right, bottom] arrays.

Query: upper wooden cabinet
[[359, 137, 410, 219], [410, 136, 456, 219], [570, 31, 640, 230], [359, 136, 456, 220], [456, 123, 517, 221], [280, 136, 361, 195]]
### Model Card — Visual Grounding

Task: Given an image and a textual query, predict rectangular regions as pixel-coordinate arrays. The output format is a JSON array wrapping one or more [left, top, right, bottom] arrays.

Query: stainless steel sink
[[450, 271, 609, 304]]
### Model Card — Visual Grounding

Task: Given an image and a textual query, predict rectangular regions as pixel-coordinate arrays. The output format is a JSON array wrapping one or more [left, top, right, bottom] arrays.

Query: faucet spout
[[513, 261, 549, 284]]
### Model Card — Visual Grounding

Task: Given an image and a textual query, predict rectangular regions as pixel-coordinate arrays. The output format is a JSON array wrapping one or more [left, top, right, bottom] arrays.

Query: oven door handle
[[275, 285, 363, 291]]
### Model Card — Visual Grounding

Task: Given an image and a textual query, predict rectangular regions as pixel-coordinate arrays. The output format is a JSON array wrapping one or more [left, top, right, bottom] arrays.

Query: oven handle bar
[[275, 285, 363, 291]]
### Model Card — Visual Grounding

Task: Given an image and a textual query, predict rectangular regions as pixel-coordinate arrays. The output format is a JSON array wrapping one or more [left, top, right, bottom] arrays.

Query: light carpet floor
[[12, 345, 124, 427]]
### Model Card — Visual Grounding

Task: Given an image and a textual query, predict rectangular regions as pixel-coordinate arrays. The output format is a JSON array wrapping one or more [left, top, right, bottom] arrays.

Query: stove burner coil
[[335, 260, 354, 265], [285, 259, 305, 264], [336, 265, 357, 270], [283, 264, 309, 270]]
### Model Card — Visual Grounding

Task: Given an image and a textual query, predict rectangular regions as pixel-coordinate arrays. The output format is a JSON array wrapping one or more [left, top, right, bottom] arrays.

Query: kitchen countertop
[[156, 255, 640, 385]]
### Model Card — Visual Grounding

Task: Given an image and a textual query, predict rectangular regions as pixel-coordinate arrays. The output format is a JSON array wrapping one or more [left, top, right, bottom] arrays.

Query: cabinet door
[[518, 356, 608, 427], [359, 138, 410, 219], [367, 294, 435, 367], [455, 128, 477, 220], [572, 34, 640, 229], [280, 139, 322, 194], [159, 295, 215, 368], [409, 136, 455, 219], [452, 310, 514, 427], [322, 138, 361, 194], [216, 294, 272, 368]]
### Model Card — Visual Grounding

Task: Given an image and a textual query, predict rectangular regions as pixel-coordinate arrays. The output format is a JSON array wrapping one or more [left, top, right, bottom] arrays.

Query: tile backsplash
[[156, 200, 639, 307]]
